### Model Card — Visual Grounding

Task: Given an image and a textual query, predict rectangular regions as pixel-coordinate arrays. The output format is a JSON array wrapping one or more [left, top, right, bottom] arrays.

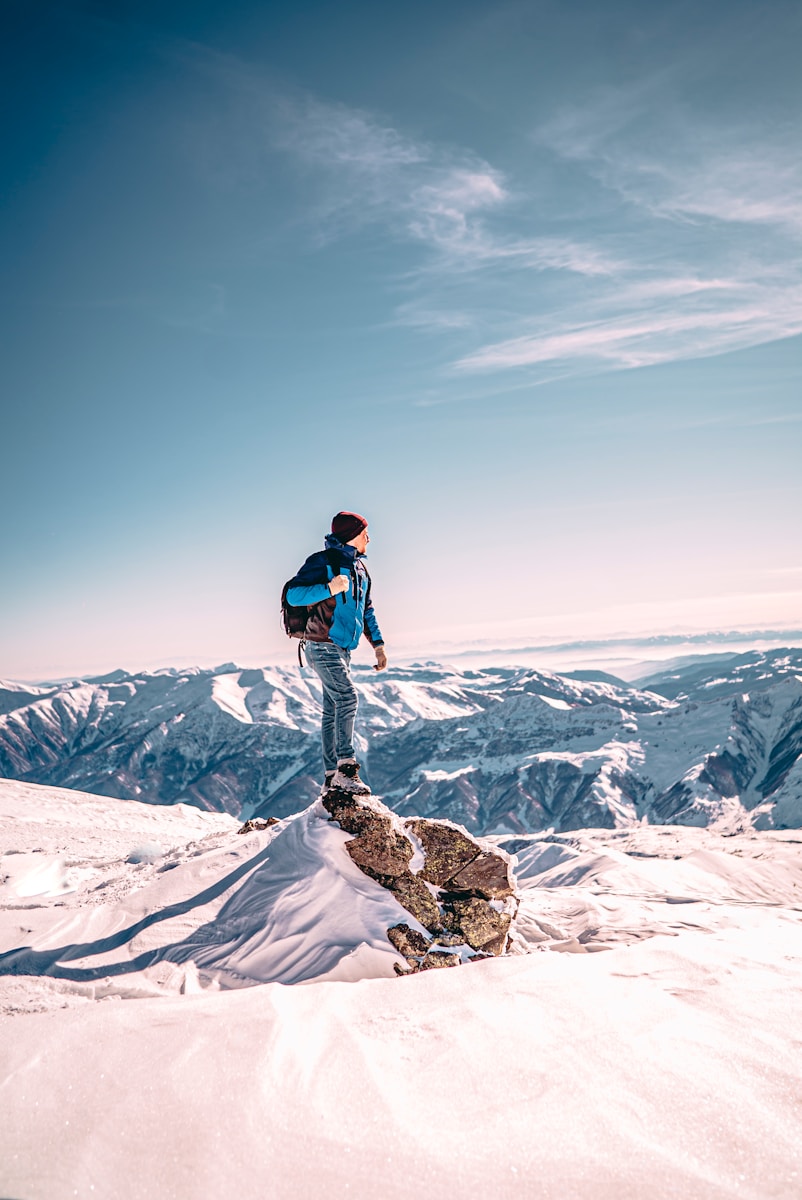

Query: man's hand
[[374, 645, 388, 671], [328, 573, 350, 596]]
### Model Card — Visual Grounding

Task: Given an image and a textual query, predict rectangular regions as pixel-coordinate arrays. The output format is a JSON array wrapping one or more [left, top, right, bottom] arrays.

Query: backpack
[[280, 548, 348, 663], [280, 581, 311, 641]]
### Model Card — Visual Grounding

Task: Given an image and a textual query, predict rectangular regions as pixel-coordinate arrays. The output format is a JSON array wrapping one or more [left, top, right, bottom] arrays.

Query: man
[[286, 511, 387, 795]]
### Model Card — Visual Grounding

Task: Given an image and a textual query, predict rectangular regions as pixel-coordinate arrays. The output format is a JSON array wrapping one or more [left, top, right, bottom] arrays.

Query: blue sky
[[2, 0, 801, 679]]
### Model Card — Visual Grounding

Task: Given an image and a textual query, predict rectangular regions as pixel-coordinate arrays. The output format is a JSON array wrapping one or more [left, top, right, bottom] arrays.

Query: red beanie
[[331, 511, 368, 542]]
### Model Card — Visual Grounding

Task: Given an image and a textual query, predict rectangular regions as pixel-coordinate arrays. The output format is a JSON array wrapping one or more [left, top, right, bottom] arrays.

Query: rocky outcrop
[[321, 789, 519, 974], [237, 817, 280, 833]]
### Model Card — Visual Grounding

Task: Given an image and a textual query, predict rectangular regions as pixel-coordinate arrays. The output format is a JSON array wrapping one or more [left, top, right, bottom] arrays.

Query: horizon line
[[3, 627, 801, 687]]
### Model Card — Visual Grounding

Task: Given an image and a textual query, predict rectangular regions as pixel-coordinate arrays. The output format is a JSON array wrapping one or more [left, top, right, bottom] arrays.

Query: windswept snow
[[507, 823, 802, 953], [2, 779, 802, 1199], [0, 782, 420, 996]]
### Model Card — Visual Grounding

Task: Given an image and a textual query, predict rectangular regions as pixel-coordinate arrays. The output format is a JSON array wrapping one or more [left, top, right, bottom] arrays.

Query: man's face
[[349, 527, 370, 554]]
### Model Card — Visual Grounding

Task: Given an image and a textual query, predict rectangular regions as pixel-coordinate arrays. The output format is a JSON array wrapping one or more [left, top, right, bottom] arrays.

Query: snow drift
[[2, 779, 802, 1200], [0, 780, 517, 996]]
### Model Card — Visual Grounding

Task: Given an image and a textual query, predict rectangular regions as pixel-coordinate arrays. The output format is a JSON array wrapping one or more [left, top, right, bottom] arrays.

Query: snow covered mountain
[[1, 648, 801, 832]]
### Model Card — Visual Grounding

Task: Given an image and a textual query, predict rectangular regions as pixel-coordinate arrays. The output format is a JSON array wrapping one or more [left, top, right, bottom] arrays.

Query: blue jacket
[[286, 534, 384, 652]]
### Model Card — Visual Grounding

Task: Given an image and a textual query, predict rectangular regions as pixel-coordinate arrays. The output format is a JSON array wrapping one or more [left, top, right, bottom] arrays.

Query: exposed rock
[[322, 790, 379, 836], [388, 872, 442, 931], [446, 897, 512, 953], [387, 923, 431, 957], [478, 930, 509, 956], [432, 931, 464, 948], [345, 822, 413, 880], [393, 948, 460, 975], [448, 850, 515, 898], [237, 817, 280, 834], [405, 819, 479, 885], [420, 951, 460, 970], [324, 789, 413, 880], [322, 789, 519, 971]]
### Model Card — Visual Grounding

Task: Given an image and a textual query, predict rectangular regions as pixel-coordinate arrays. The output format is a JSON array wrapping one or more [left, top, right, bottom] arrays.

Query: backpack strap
[[326, 546, 350, 604]]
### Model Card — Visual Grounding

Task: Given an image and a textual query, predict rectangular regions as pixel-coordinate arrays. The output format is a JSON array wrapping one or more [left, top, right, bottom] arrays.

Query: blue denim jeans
[[305, 641, 358, 772]]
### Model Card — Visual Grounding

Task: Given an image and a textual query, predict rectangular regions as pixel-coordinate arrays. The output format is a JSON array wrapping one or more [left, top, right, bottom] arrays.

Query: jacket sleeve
[[362, 580, 384, 647], [286, 553, 331, 607], [286, 582, 330, 606]]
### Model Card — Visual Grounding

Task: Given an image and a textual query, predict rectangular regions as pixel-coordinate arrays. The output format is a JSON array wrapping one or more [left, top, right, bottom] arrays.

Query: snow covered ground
[[2, 779, 802, 1199]]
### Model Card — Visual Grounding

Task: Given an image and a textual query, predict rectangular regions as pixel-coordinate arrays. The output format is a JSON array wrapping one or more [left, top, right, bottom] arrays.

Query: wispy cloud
[[542, 95, 802, 239], [268, 91, 507, 256], [273, 95, 426, 171], [182, 48, 802, 379], [393, 302, 474, 333], [282, 85, 802, 375], [270, 91, 617, 281], [457, 290, 802, 372], [467, 87, 802, 373]]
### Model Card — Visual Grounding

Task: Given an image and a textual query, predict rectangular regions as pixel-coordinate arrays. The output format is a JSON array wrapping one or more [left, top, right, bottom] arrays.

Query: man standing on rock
[[285, 511, 387, 796]]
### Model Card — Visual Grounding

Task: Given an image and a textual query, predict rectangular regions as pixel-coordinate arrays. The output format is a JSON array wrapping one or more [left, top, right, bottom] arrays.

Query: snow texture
[[2, 778, 802, 1199]]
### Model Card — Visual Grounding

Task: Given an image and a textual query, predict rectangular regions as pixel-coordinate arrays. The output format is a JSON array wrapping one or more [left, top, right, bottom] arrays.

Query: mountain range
[[1, 647, 801, 833]]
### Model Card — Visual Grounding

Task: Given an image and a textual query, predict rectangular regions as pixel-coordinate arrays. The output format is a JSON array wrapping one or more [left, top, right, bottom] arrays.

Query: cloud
[[274, 95, 426, 171], [267, 89, 620, 278], [393, 302, 474, 333], [658, 157, 802, 236], [267, 91, 507, 257], [406, 168, 507, 254], [181, 49, 802, 379], [445, 91, 802, 375], [542, 99, 802, 239], [285, 86, 802, 376], [456, 289, 802, 372]]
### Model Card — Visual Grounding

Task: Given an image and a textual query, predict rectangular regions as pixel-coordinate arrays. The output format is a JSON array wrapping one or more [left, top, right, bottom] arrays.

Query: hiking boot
[[321, 770, 336, 795], [330, 759, 371, 795]]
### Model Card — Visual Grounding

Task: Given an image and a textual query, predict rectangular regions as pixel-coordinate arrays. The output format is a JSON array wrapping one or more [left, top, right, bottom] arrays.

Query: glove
[[328, 573, 350, 596], [374, 645, 388, 671]]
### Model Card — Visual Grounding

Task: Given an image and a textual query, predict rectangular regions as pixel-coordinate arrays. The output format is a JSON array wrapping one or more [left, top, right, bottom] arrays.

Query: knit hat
[[331, 511, 368, 543]]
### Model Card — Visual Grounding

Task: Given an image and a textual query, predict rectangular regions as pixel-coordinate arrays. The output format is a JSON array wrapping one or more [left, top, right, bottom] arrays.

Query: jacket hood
[[324, 533, 365, 560]]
